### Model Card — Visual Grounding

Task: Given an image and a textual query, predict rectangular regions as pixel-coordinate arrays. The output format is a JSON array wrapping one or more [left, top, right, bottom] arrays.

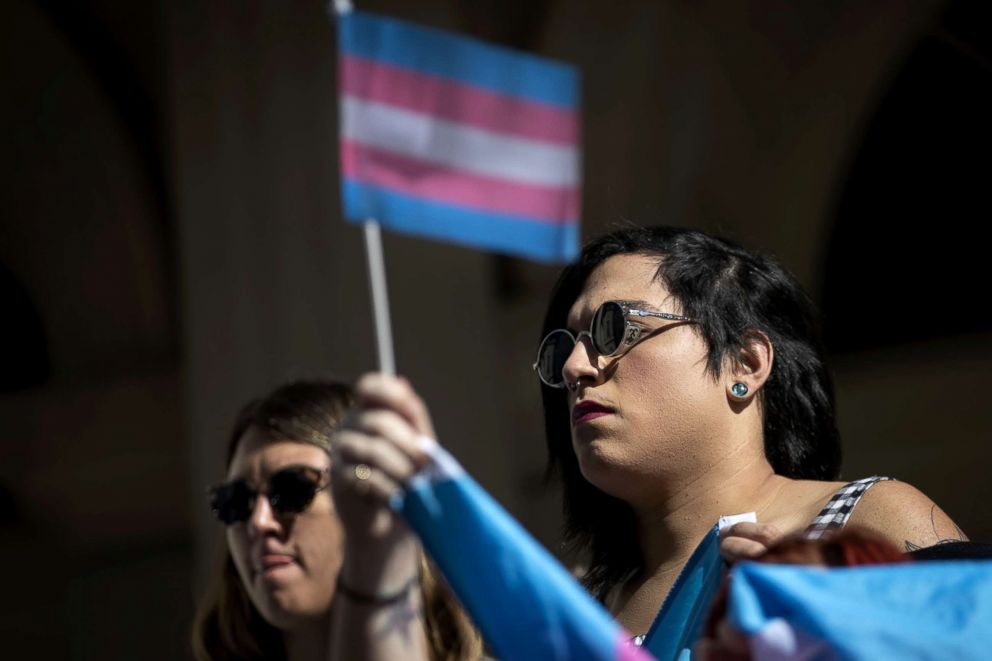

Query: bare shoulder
[[765, 479, 847, 532], [847, 480, 968, 553]]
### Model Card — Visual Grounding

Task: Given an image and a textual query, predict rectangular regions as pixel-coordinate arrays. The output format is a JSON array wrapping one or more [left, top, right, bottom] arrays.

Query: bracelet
[[336, 571, 420, 606]]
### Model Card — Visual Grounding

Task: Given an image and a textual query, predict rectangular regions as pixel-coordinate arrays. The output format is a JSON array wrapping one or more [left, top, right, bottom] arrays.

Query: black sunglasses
[[533, 300, 694, 388], [208, 465, 328, 525]]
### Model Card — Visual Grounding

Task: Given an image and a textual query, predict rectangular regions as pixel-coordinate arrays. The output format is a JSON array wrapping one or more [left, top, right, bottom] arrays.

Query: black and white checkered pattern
[[803, 476, 892, 540]]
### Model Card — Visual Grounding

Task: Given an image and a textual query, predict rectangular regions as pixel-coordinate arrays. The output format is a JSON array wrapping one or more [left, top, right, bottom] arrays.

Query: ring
[[354, 463, 372, 496]]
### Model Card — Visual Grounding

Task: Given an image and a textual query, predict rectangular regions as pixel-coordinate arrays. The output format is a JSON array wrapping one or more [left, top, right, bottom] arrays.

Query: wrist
[[341, 536, 422, 594], [336, 568, 421, 607]]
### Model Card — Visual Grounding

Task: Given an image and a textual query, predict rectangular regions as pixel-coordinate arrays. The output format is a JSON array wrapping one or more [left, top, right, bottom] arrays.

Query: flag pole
[[363, 219, 396, 375], [334, 2, 392, 372]]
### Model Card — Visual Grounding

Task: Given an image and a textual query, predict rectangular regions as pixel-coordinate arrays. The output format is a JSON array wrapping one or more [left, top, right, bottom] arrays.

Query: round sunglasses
[[532, 300, 694, 388], [208, 465, 328, 525]]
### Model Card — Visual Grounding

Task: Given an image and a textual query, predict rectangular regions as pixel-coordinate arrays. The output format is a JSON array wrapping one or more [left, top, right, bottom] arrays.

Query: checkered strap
[[803, 476, 893, 540]]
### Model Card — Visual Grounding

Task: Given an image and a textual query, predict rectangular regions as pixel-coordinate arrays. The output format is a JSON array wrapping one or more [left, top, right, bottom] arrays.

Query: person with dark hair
[[333, 225, 965, 649], [191, 379, 480, 661], [534, 226, 963, 637]]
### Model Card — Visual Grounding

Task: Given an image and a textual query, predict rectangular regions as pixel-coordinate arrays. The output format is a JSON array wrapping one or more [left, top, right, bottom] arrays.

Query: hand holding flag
[[331, 373, 653, 661]]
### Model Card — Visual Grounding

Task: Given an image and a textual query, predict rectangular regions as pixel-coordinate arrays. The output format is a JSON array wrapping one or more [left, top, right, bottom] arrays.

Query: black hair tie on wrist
[[336, 571, 420, 606]]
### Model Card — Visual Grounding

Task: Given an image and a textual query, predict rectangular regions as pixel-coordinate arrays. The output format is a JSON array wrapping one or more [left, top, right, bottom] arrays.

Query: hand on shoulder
[[847, 480, 967, 553]]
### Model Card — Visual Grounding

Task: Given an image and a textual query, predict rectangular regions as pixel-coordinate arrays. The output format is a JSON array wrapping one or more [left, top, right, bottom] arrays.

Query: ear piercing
[[731, 382, 749, 398]]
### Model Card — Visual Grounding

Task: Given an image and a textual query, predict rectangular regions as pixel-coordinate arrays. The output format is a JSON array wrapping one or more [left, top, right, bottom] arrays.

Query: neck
[[631, 442, 782, 574], [283, 616, 330, 661]]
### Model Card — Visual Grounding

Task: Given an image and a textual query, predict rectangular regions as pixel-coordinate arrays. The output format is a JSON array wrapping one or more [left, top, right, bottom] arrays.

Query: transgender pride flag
[[396, 439, 653, 661], [337, 10, 581, 263]]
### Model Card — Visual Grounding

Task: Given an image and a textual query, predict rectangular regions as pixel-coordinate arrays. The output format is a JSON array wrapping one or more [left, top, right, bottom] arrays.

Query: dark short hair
[[539, 226, 841, 597]]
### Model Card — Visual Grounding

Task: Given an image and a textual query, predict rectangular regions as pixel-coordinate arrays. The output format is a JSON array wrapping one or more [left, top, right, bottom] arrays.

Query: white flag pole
[[334, 1, 392, 373], [363, 220, 396, 375]]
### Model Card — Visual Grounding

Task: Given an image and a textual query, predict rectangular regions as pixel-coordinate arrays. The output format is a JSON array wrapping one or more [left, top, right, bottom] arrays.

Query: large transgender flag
[[337, 10, 581, 263], [396, 440, 653, 661]]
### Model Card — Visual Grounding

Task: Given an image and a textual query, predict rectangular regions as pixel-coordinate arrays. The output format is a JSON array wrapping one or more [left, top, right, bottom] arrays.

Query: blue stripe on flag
[[400, 463, 624, 660], [342, 179, 579, 263], [338, 11, 579, 109], [641, 525, 725, 660]]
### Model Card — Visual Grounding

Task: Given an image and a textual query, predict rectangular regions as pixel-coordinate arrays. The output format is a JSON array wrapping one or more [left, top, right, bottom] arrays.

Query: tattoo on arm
[[905, 505, 967, 552], [375, 598, 425, 641]]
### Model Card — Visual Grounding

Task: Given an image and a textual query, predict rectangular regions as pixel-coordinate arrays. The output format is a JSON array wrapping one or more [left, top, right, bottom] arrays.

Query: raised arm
[[328, 373, 433, 661]]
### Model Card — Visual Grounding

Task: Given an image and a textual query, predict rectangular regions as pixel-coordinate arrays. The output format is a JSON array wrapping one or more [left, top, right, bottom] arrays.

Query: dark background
[[2, 0, 989, 657]]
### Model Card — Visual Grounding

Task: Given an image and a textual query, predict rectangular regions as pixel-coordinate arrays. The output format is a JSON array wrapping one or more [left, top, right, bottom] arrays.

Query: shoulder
[[846, 479, 968, 553], [763, 478, 847, 534]]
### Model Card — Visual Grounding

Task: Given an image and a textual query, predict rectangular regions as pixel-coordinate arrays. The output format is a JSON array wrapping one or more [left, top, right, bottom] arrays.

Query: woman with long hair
[[192, 379, 479, 660]]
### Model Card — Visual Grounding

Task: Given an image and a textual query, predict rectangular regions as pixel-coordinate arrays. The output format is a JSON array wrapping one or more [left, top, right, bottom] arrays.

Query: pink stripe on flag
[[341, 54, 579, 146], [342, 140, 579, 224], [614, 633, 655, 661]]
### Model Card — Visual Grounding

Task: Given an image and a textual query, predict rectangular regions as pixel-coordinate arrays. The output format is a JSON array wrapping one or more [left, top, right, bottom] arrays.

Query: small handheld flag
[[337, 10, 581, 264]]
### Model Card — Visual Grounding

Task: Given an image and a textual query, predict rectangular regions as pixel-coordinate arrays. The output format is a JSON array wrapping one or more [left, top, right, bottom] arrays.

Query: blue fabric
[[399, 470, 636, 660], [341, 179, 579, 263], [728, 560, 992, 660], [641, 526, 726, 661], [338, 10, 579, 108]]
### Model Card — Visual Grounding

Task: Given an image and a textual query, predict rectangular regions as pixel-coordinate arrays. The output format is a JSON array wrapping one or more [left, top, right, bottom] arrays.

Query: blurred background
[[1, 0, 989, 657]]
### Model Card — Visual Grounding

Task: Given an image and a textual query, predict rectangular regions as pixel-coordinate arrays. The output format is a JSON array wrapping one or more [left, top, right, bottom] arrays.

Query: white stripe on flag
[[341, 95, 580, 189], [390, 437, 466, 514]]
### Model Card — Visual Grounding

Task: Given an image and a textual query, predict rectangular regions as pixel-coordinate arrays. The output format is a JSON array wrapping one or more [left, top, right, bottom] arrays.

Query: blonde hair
[[192, 552, 285, 660], [422, 555, 484, 660]]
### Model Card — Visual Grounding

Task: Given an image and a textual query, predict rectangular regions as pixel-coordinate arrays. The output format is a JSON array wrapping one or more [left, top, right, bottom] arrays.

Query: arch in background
[[822, 0, 992, 353]]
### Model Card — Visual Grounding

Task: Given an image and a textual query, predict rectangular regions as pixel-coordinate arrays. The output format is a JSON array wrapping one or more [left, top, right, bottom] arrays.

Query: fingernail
[[414, 435, 437, 453]]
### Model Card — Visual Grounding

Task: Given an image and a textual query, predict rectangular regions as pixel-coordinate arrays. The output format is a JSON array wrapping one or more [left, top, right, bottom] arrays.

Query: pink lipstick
[[572, 401, 614, 425]]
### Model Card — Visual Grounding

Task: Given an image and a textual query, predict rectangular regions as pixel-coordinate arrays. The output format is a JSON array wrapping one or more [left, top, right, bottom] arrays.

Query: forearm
[[329, 537, 429, 661]]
